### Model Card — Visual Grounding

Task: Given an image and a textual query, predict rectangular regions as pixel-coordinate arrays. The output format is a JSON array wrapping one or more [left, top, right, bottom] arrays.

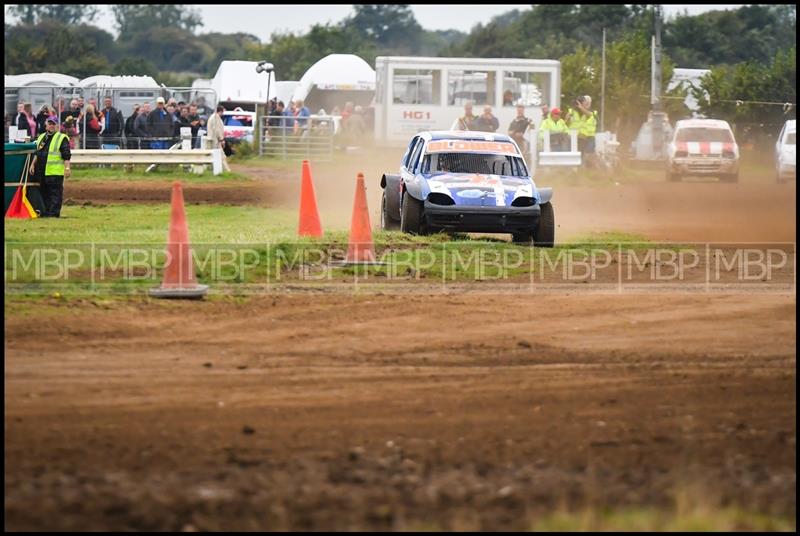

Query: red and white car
[[222, 107, 256, 144], [666, 119, 740, 182]]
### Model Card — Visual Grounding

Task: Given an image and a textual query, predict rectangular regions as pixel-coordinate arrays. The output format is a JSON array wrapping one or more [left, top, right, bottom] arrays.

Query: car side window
[[403, 137, 419, 169], [409, 139, 426, 173]]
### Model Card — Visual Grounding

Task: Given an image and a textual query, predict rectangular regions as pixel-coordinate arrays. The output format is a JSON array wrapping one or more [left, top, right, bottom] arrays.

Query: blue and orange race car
[[380, 131, 554, 246]]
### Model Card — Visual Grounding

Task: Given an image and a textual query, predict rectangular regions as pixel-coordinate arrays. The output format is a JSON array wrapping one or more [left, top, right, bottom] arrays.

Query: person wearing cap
[[539, 107, 569, 151], [29, 116, 71, 217], [508, 104, 534, 152], [147, 96, 173, 149]]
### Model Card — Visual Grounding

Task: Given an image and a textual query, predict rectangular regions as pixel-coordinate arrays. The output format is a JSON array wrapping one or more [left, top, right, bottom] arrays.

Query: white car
[[222, 107, 256, 144], [666, 119, 740, 182], [775, 119, 796, 183]]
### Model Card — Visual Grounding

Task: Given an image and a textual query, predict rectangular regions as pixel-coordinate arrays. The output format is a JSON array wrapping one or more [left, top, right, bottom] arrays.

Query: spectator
[[61, 116, 79, 149], [566, 95, 599, 165], [341, 101, 354, 125], [503, 90, 514, 106], [450, 101, 476, 131], [292, 98, 310, 136], [124, 104, 140, 149], [268, 100, 287, 135], [206, 105, 231, 172], [195, 95, 213, 118], [84, 104, 102, 149], [348, 105, 366, 137], [508, 104, 533, 152], [174, 105, 192, 139], [539, 107, 569, 151], [29, 116, 71, 217], [100, 96, 124, 148], [471, 105, 499, 133], [14, 102, 32, 140], [187, 104, 205, 148], [134, 102, 151, 149], [147, 97, 173, 149], [61, 99, 81, 124], [35, 104, 51, 137]]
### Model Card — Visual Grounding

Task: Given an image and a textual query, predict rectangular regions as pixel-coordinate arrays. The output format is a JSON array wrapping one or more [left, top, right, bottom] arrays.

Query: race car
[[666, 119, 740, 182], [379, 131, 554, 246]]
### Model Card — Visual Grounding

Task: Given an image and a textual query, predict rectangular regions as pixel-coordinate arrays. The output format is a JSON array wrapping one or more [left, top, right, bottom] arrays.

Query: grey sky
[[5, 4, 746, 41]]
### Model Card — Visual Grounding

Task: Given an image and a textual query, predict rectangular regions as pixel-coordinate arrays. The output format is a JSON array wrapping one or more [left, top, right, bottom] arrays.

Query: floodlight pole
[[601, 27, 606, 133]]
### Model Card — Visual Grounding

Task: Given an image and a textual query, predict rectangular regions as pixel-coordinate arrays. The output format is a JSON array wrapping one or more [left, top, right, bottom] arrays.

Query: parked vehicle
[[222, 107, 256, 144], [775, 119, 796, 184], [666, 119, 740, 182]]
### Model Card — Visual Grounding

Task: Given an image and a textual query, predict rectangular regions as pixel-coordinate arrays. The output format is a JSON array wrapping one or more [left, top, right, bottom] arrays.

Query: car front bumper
[[778, 163, 796, 179], [423, 202, 540, 233], [669, 157, 739, 175]]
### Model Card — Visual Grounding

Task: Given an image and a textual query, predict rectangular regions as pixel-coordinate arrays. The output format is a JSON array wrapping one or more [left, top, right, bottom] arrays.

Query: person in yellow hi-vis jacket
[[539, 107, 569, 151], [566, 95, 598, 165], [29, 116, 71, 217]]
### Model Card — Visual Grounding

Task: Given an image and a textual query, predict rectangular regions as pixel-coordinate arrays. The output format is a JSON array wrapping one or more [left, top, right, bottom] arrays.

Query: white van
[[775, 119, 796, 183], [666, 119, 740, 182]]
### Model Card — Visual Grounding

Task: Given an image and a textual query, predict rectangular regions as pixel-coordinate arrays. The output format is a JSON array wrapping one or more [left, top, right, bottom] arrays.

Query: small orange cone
[[298, 159, 323, 237], [343, 173, 379, 264], [149, 182, 208, 299]]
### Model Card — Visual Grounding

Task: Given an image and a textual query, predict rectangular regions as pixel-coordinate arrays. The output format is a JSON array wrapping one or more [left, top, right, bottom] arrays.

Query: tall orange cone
[[298, 159, 323, 237], [343, 173, 379, 264], [149, 182, 208, 299]]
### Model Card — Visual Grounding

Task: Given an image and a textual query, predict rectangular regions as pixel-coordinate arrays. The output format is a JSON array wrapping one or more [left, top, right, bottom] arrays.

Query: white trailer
[[374, 56, 561, 146]]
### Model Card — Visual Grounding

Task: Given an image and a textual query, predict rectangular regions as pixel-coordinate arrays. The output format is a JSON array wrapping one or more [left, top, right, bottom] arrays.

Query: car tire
[[400, 191, 424, 235], [533, 202, 555, 248], [381, 191, 400, 230]]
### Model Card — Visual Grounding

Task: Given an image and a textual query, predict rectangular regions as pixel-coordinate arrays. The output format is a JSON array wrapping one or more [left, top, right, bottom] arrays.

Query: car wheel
[[533, 202, 555, 247], [381, 191, 400, 230], [400, 191, 424, 235]]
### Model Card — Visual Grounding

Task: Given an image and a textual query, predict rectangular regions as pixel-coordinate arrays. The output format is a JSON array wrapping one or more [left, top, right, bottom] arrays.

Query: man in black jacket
[[124, 104, 139, 149], [100, 96, 124, 148]]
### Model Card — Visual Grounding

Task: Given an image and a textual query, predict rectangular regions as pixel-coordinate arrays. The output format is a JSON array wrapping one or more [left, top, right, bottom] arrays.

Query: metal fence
[[259, 114, 336, 161]]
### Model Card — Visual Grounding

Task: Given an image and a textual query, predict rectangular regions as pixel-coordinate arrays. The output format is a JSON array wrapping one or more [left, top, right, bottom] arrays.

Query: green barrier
[[4, 142, 41, 214]]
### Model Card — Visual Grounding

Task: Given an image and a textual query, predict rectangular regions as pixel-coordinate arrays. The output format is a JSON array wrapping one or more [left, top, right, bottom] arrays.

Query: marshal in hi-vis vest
[[35, 131, 69, 176]]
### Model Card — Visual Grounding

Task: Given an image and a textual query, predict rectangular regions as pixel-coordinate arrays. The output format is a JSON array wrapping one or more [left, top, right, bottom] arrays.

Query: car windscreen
[[425, 152, 528, 177], [223, 115, 253, 127], [675, 127, 733, 143], [786, 132, 796, 145]]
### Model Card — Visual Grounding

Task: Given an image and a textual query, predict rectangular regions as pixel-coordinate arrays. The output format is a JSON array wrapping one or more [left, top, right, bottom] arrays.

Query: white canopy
[[79, 75, 159, 88], [211, 60, 276, 105], [5, 72, 79, 87], [291, 54, 375, 103]]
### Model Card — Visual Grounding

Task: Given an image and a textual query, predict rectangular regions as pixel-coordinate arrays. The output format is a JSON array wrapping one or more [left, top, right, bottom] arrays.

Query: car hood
[[422, 172, 537, 207]]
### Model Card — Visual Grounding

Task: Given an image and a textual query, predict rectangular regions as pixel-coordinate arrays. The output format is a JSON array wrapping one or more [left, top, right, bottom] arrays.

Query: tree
[[345, 4, 421, 47], [7, 4, 99, 25], [112, 5, 203, 37]]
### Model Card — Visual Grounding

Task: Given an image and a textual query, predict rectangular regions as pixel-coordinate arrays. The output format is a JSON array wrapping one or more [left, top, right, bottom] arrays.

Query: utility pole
[[651, 5, 665, 157], [601, 27, 606, 133]]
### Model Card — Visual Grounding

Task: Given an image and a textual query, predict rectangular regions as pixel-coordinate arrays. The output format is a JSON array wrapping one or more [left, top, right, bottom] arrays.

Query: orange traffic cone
[[342, 173, 380, 264], [149, 182, 208, 299], [298, 159, 323, 237]]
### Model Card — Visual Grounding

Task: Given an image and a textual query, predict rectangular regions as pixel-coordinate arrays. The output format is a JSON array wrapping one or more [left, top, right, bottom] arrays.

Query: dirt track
[[64, 161, 797, 242], [4, 292, 796, 530], [7, 158, 797, 530]]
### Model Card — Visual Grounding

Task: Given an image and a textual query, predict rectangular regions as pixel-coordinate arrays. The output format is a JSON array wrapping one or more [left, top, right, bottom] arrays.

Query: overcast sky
[[5, 4, 747, 41]]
